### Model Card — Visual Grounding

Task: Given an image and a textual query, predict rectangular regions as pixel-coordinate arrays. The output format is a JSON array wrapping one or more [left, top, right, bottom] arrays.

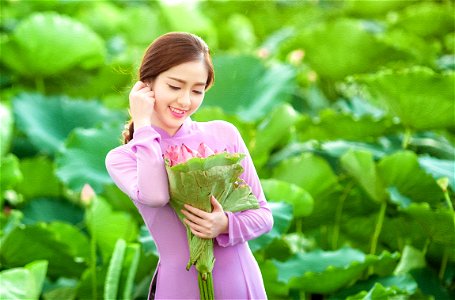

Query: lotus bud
[[197, 143, 215, 158], [81, 183, 95, 206]]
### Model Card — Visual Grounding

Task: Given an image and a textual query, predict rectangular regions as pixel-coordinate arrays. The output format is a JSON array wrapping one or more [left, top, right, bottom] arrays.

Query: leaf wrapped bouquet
[[163, 143, 260, 300]]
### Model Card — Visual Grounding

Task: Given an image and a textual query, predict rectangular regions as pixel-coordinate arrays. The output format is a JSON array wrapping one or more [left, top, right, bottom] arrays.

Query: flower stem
[[370, 200, 387, 255], [439, 248, 449, 280], [332, 181, 354, 249], [402, 128, 412, 149]]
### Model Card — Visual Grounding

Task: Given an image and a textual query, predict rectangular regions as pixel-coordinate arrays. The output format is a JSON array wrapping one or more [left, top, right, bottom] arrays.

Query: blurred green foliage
[[0, 0, 454, 299]]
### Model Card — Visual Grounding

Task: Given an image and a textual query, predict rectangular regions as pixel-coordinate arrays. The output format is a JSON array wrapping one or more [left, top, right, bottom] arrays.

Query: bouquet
[[163, 143, 260, 300]]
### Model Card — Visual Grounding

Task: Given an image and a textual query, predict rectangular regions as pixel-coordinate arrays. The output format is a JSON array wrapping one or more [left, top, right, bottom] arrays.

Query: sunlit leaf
[[272, 152, 339, 201], [391, 2, 455, 38], [354, 67, 454, 130], [292, 18, 410, 80], [16, 156, 60, 200], [261, 179, 313, 217], [297, 109, 398, 142], [86, 197, 138, 261], [346, 282, 413, 300], [418, 156, 455, 191], [1, 12, 105, 76], [0, 260, 48, 300], [341, 149, 387, 203], [13, 93, 124, 155]]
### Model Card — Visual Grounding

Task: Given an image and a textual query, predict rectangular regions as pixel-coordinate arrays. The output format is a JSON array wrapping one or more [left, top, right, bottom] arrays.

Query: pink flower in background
[[164, 143, 216, 166]]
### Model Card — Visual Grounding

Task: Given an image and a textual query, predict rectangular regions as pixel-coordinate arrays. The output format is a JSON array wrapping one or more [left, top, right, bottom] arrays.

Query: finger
[[183, 204, 209, 218], [184, 218, 206, 233], [210, 195, 223, 212], [181, 209, 204, 224], [131, 81, 147, 92]]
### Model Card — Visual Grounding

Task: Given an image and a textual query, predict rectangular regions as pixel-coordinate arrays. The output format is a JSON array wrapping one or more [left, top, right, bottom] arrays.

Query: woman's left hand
[[181, 195, 229, 239]]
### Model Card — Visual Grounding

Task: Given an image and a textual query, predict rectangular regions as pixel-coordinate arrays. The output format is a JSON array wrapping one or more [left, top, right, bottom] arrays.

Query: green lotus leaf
[[341, 149, 387, 203], [0, 154, 23, 193], [293, 18, 410, 80], [272, 152, 339, 201], [273, 247, 378, 293], [346, 282, 413, 300], [260, 179, 314, 217], [297, 109, 398, 142], [330, 273, 417, 300], [0, 223, 87, 277], [343, 0, 412, 17], [202, 55, 296, 121], [354, 67, 454, 130], [391, 2, 455, 38], [0, 102, 13, 156], [258, 260, 290, 299], [249, 202, 293, 253], [394, 245, 426, 275], [13, 93, 125, 156], [0, 260, 48, 300], [22, 198, 84, 226], [377, 151, 445, 207], [418, 156, 455, 191], [56, 124, 124, 193], [401, 203, 455, 248], [86, 196, 138, 262], [16, 156, 60, 200], [1, 12, 105, 76]]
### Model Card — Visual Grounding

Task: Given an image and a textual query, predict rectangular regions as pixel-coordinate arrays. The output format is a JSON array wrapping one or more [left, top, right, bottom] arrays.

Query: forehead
[[161, 60, 208, 85]]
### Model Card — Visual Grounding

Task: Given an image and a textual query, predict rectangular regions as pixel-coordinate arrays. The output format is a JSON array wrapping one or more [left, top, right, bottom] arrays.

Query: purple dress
[[105, 118, 274, 299]]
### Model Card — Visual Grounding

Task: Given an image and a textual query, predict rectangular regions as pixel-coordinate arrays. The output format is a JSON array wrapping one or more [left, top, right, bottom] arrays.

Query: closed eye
[[193, 90, 203, 95], [168, 85, 180, 90]]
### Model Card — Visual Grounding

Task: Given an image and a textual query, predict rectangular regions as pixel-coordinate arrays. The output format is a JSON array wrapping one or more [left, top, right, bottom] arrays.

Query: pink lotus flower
[[164, 143, 217, 166]]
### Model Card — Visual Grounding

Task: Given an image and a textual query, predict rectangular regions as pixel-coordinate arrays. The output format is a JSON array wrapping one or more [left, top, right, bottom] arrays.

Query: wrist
[[133, 119, 151, 130]]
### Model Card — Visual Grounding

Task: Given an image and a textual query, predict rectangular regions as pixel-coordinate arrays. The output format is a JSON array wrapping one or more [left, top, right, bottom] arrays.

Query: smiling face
[[149, 60, 209, 136]]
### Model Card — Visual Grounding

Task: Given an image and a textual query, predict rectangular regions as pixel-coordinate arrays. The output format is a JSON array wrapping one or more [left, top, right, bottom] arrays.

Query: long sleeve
[[105, 126, 170, 207], [216, 124, 274, 247]]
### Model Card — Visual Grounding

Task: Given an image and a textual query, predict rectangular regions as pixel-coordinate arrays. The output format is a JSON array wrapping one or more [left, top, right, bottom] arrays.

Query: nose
[[177, 90, 191, 107]]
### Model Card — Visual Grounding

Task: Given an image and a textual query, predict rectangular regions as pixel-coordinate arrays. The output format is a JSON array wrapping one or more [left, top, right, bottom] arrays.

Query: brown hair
[[122, 32, 215, 143]]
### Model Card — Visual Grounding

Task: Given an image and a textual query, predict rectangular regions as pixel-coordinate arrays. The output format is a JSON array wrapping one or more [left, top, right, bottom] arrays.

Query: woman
[[105, 32, 273, 299]]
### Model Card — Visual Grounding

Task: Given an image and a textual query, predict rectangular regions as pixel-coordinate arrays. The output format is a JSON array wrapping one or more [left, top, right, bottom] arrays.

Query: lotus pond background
[[1, 0, 454, 299]]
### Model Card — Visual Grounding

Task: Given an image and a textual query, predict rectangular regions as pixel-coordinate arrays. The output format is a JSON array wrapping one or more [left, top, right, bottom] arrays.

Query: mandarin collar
[[151, 117, 192, 140]]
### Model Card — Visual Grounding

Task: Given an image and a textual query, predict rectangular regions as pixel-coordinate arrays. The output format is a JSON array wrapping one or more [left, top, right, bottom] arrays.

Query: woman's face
[[150, 60, 208, 136]]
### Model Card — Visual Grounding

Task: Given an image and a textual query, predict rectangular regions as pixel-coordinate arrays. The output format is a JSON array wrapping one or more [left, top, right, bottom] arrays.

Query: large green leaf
[[346, 282, 414, 300], [1, 12, 105, 76], [0, 102, 13, 156], [418, 156, 455, 191], [13, 93, 124, 156], [291, 18, 409, 80], [202, 55, 296, 121], [297, 109, 398, 142], [0, 260, 48, 300], [86, 197, 138, 262], [272, 152, 339, 201], [0, 223, 87, 277], [261, 179, 314, 217], [340, 149, 387, 203], [249, 202, 293, 253], [56, 124, 123, 193], [401, 203, 455, 248], [391, 2, 455, 38], [22, 198, 84, 226], [16, 156, 60, 200], [273, 248, 378, 293], [354, 67, 454, 130], [377, 151, 445, 207]]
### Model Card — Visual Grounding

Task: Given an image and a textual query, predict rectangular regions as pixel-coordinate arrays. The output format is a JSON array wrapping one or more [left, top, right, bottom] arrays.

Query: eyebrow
[[167, 76, 206, 87]]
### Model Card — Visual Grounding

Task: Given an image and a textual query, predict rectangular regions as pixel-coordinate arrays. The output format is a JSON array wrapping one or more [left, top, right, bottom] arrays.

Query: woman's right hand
[[129, 81, 155, 130]]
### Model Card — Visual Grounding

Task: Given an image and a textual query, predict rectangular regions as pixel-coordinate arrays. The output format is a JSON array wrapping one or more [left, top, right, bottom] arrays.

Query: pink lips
[[169, 106, 187, 119]]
